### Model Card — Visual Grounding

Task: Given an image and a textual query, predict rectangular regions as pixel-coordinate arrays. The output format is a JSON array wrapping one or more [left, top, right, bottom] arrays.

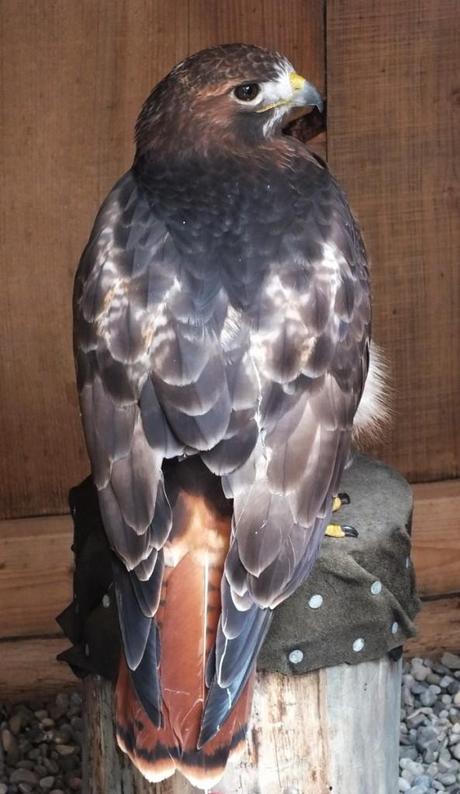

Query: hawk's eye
[[233, 83, 261, 102]]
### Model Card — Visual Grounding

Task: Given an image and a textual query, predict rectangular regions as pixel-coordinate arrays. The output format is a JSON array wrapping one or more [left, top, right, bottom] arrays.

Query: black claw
[[342, 524, 359, 538], [338, 492, 351, 505]]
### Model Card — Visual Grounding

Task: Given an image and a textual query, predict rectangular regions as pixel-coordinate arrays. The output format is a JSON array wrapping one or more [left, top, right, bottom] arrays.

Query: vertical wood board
[[0, 0, 189, 519], [327, 0, 460, 482], [0, 0, 324, 520]]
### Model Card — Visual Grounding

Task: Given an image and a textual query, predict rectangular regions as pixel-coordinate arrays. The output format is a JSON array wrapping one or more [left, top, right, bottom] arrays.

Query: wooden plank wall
[[0, 0, 324, 521], [327, 0, 460, 484]]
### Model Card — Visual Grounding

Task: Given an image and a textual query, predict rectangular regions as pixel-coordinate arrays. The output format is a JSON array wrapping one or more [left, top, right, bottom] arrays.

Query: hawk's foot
[[325, 523, 358, 539], [327, 493, 357, 537], [332, 492, 351, 512]]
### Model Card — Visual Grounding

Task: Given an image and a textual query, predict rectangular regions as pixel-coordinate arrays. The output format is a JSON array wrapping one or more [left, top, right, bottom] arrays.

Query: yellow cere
[[289, 72, 306, 91]]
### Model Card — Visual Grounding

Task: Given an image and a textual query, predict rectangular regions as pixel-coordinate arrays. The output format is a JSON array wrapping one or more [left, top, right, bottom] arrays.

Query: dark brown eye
[[234, 83, 261, 102]]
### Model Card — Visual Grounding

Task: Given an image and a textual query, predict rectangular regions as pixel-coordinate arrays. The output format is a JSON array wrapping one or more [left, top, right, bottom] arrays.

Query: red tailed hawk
[[73, 43, 386, 788]]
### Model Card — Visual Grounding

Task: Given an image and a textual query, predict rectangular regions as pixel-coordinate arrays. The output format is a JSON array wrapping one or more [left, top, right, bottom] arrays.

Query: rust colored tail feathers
[[115, 467, 253, 788]]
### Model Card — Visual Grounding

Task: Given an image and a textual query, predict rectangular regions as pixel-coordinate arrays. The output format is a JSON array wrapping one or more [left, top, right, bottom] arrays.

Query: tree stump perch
[[83, 655, 402, 793]]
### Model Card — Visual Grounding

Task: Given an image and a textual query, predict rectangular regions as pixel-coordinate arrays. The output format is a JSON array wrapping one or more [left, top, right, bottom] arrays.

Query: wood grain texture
[[187, 0, 325, 90], [0, 0, 324, 522], [324, 658, 401, 794], [411, 479, 460, 597], [0, 0, 187, 520], [0, 514, 73, 637], [83, 658, 400, 793], [327, 0, 460, 482], [406, 595, 460, 658], [0, 637, 75, 701]]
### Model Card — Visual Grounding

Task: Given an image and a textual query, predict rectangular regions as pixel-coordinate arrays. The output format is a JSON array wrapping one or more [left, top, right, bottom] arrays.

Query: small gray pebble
[[39, 777, 55, 790], [438, 772, 457, 785], [414, 775, 434, 787], [1, 728, 17, 754], [52, 727, 72, 745], [9, 769, 38, 785], [54, 694, 69, 710], [9, 713, 23, 735], [0, 784, 7, 794], [417, 727, 438, 744], [408, 761, 425, 776], [408, 714, 428, 729], [413, 683, 429, 695], [433, 701, 447, 717], [16, 759, 35, 770], [55, 744, 75, 756], [423, 746, 438, 764], [70, 693, 82, 707], [452, 744, 460, 761], [400, 746, 419, 761], [427, 673, 443, 685], [399, 778, 411, 792], [441, 653, 460, 671], [421, 687, 440, 707], [414, 667, 431, 682], [43, 758, 59, 774], [433, 662, 453, 675], [404, 687, 416, 707]]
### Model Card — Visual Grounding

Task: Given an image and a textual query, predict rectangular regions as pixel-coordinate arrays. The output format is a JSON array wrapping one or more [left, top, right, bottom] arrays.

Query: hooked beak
[[289, 72, 324, 112]]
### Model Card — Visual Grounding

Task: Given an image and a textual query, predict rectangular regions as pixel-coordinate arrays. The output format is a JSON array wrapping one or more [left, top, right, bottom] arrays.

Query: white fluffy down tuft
[[353, 343, 391, 442]]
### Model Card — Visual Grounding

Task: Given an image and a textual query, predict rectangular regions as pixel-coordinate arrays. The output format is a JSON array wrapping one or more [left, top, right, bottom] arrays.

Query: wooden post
[[83, 654, 401, 794]]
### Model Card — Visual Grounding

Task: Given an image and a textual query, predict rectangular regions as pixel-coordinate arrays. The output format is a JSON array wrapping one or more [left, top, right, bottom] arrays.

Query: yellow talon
[[332, 496, 342, 512], [325, 523, 346, 539]]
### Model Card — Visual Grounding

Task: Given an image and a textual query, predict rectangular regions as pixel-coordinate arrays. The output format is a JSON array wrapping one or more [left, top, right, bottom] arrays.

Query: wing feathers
[[74, 158, 371, 786], [110, 420, 161, 533]]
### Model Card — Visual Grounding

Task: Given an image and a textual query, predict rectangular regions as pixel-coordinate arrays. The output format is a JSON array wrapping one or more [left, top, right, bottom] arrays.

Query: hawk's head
[[136, 43, 323, 155]]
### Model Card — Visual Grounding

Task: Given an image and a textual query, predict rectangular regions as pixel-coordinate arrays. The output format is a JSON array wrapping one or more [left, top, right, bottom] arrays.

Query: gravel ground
[[400, 653, 460, 794], [0, 691, 82, 794], [1, 652, 460, 792]]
